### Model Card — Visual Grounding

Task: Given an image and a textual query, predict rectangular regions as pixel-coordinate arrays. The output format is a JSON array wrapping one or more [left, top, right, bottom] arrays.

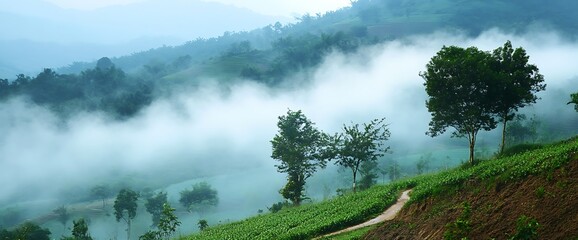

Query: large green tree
[[145, 192, 168, 227], [491, 40, 545, 153], [332, 118, 390, 192], [421, 45, 498, 164], [114, 189, 139, 240], [271, 109, 330, 205]]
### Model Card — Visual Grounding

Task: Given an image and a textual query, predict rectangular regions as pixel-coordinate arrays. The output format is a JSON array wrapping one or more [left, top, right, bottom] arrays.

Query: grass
[[179, 137, 578, 240]]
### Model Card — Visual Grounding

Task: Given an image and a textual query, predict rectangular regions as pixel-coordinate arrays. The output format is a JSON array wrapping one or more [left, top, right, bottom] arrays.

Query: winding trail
[[318, 189, 412, 239]]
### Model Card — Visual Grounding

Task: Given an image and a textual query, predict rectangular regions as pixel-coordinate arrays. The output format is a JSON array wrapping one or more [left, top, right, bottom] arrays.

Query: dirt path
[[318, 189, 412, 239]]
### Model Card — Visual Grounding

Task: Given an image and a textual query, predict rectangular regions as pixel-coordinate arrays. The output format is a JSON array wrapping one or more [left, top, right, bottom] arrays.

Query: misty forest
[[1, 0, 578, 239]]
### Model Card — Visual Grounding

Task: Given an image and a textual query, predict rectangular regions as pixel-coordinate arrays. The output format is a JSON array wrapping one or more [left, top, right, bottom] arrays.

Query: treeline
[[0, 58, 152, 119]]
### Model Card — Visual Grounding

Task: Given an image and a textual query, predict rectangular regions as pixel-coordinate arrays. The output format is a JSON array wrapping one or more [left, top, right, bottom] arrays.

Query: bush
[[509, 215, 539, 240], [500, 144, 543, 157]]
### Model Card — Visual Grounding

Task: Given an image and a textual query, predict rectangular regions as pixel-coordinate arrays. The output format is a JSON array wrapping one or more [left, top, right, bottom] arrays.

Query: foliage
[[509, 215, 539, 240], [198, 220, 209, 231], [386, 160, 401, 181], [72, 218, 92, 240], [61, 218, 93, 240], [53, 206, 70, 227], [179, 182, 218, 213], [0, 222, 51, 240], [114, 188, 139, 240], [443, 202, 472, 240], [332, 118, 390, 192], [416, 153, 432, 175], [180, 137, 578, 240], [357, 160, 379, 190], [499, 144, 543, 158], [407, 137, 578, 205], [491, 40, 545, 154], [145, 192, 168, 227], [267, 201, 291, 213], [139, 203, 181, 240], [421, 45, 497, 164], [271, 109, 329, 205], [181, 183, 405, 240], [568, 92, 578, 112], [505, 114, 540, 147], [0, 63, 152, 119], [90, 184, 111, 209]]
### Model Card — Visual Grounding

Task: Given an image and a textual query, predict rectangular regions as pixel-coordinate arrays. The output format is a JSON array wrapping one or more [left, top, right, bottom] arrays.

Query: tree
[[139, 203, 180, 240], [13, 222, 51, 240], [332, 118, 390, 192], [491, 40, 545, 154], [114, 188, 139, 240], [61, 218, 93, 240], [416, 153, 432, 175], [53, 206, 69, 234], [72, 218, 92, 240], [568, 92, 578, 112], [96, 57, 114, 70], [271, 109, 329, 205], [179, 182, 218, 213], [145, 192, 168, 227], [421, 45, 498, 164], [505, 114, 540, 146], [197, 219, 208, 231], [91, 184, 111, 209]]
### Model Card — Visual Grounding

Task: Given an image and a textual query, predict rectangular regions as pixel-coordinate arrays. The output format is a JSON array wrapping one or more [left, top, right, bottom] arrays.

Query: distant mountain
[[0, 0, 287, 78], [65, 0, 577, 83]]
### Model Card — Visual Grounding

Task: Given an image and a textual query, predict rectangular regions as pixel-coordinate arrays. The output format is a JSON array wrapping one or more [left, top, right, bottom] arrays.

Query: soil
[[364, 157, 578, 240]]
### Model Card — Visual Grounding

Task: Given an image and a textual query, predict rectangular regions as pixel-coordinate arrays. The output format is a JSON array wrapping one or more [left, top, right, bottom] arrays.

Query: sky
[[43, 0, 352, 17]]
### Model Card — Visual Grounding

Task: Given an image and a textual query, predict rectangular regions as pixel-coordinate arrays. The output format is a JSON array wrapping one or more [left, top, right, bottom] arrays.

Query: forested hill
[[1, 0, 577, 119], [60, 0, 578, 77]]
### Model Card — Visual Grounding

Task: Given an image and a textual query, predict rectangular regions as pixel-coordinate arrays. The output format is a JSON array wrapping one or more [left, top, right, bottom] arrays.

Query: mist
[[1, 29, 577, 238]]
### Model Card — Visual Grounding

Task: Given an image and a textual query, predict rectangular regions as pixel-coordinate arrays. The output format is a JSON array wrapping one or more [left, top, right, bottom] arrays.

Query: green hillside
[[59, 0, 578, 84], [178, 137, 578, 239]]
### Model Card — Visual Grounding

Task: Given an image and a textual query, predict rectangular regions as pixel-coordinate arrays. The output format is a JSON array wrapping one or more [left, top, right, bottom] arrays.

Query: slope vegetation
[[180, 137, 578, 239], [365, 148, 578, 239]]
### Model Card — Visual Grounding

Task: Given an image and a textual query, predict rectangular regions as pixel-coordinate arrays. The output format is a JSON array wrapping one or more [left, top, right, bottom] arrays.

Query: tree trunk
[[352, 170, 357, 193], [127, 219, 131, 240], [468, 131, 477, 165], [500, 115, 508, 154]]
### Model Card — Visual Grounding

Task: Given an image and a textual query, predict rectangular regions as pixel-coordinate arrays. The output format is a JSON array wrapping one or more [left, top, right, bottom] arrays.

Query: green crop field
[[179, 137, 578, 240]]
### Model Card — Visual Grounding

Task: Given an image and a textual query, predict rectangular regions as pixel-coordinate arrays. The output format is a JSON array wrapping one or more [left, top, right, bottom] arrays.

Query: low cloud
[[1, 29, 577, 223]]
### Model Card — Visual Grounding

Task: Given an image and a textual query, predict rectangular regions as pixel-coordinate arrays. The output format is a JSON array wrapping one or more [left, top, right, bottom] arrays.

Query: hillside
[[178, 138, 578, 239], [365, 152, 578, 239], [57, 0, 578, 82]]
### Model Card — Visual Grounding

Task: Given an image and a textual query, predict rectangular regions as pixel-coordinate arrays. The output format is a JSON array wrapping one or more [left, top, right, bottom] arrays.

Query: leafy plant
[[444, 202, 472, 240], [509, 215, 539, 240], [534, 187, 545, 198]]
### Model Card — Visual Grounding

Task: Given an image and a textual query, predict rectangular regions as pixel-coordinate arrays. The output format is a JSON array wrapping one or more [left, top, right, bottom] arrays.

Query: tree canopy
[[491, 40, 545, 153], [179, 182, 218, 213], [145, 192, 168, 227], [422, 41, 545, 163], [421, 45, 498, 164], [114, 188, 139, 240], [332, 118, 390, 192], [271, 109, 329, 205]]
